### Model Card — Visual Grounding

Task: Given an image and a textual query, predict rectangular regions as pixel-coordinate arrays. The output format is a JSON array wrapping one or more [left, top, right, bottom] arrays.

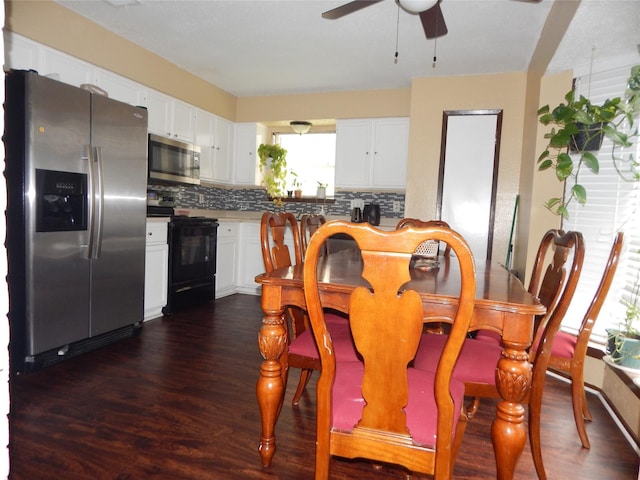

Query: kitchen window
[[560, 59, 640, 346], [276, 132, 336, 197]]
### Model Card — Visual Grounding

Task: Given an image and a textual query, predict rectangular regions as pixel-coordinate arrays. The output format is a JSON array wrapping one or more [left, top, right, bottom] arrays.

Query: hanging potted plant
[[537, 64, 640, 218], [258, 143, 288, 205], [606, 269, 640, 369]]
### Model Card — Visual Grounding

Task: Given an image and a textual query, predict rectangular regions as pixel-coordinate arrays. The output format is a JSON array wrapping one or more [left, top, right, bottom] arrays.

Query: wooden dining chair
[[303, 220, 477, 479], [412, 229, 585, 480], [396, 218, 452, 256], [260, 211, 356, 406], [299, 214, 326, 257], [548, 232, 623, 449]]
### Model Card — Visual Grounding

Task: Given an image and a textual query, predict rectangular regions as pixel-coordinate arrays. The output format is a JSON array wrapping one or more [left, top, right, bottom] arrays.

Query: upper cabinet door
[[213, 116, 233, 183], [171, 100, 196, 143], [195, 110, 215, 182], [335, 118, 408, 189], [371, 118, 409, 188], [145, 90, 195, 143], [335, 119, 372, 188], [234, 122, 268, 185], [145, 90, 172, 137], [95, 69, 143, 107]]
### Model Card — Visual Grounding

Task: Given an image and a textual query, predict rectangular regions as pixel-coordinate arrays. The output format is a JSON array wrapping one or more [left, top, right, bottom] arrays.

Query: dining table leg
[[256, 293, 288, 468], [492, 341, 532, 480]]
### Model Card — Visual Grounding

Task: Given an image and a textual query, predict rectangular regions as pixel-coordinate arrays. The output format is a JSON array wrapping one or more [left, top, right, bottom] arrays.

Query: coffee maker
[[363, 203, 380, 226]]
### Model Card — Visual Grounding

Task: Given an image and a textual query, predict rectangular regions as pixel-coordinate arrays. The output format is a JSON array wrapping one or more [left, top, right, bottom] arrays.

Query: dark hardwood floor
[[9, 294, 639, 479]]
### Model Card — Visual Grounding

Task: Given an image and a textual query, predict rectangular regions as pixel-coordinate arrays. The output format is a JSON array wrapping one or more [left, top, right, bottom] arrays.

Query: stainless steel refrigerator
[[5, 70, 149, 373]]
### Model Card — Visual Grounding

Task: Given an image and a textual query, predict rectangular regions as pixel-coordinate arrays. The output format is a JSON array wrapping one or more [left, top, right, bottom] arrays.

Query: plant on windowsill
[[258, 143, 288, 206], [537, 64, 640, 218], [289, 170, 303, 198], [316, 181, 327, 199], [606, 268, 640, 370]]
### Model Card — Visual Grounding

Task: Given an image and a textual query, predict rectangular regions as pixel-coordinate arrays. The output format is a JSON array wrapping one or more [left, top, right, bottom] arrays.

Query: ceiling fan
[[322, 0, 448, 40], [322, 0, 542, 41]]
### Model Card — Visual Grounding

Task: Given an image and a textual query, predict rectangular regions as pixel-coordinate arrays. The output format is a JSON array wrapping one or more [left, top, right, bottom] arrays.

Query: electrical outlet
[[393, 201, 401, 213], [199, 193, 205, 204], [350, 199, 365, 209]]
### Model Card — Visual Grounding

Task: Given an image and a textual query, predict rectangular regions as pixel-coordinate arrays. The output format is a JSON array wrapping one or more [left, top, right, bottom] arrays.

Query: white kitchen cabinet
[[4, 33, 41, 72], [196, 110, 233, 183], [95, 68, 144, 107], [233, 122, 268, 185], [213, 116, 233, 183], [40, 47, 94, 87], [195, 110, 215, 181], [335, 117, 409, 189], [145, 89, 195, 143], [216, 222, 239, 298], [144, 218, 169, 321]]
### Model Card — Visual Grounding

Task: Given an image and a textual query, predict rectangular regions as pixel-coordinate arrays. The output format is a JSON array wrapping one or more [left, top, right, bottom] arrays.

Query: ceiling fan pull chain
[[394, 3, 400, 64], [432, 36, 437, 68]]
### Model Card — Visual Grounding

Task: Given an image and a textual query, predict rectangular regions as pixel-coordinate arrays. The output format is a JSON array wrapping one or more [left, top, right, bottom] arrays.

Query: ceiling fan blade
[[321, 0, 384, 20], [419, 2, 448, 39]]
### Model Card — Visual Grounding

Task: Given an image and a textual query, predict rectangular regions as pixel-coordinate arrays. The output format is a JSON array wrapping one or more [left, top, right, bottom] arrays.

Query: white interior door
[[438, 110, 502, 261]]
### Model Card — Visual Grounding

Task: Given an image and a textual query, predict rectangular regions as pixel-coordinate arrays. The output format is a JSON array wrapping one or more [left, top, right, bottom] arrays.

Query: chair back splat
[[300, 214, 326, 256], [303, 221, 476, 479]]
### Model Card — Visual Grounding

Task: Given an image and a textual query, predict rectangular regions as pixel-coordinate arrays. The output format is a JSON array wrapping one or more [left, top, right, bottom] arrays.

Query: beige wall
[[406, 73, 529, 268], [236, 88, 411, 123]]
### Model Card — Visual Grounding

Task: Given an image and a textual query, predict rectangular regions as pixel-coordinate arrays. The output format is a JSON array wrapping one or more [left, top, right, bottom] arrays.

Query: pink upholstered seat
[[550, 331, 577, 359], [413, 333, 502, 385], [288, 323, 360, 363], [332, 361, 466, 446]]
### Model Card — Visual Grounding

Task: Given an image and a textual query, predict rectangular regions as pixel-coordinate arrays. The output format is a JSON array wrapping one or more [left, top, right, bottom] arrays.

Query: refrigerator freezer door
[[89, 94, 148, 336], [26, 74, 92, 355]]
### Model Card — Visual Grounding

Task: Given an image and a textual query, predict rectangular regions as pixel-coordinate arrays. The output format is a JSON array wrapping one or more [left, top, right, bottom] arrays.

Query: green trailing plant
[[608, 268, 640, 367], [537, 64, 640, 218], [258, 143, 288, 205]]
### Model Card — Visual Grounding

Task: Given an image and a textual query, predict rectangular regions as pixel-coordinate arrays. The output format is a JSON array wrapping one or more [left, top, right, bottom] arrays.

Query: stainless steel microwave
[[148, 133, 200, 185]]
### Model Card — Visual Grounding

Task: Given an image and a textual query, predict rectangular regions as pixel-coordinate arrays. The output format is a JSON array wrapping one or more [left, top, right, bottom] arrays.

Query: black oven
[[163, 216, 218, 314]]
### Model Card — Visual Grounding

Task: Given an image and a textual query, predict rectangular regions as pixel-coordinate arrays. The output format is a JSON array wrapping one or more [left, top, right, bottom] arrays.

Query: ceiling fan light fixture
[[395, 0, 438, 14], [290, 121, 312, 135]]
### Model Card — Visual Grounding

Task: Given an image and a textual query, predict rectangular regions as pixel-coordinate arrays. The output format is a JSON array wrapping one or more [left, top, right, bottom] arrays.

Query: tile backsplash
[[148, 183, 405, 218]]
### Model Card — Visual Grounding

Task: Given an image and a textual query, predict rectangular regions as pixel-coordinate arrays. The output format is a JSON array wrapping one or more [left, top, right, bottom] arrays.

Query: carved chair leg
[[452, 410, 470, 462], [465, 397, 481, 418], [528, 384, 548, 480], [291, 368, 314, 406], [571, 368, 591, 449]]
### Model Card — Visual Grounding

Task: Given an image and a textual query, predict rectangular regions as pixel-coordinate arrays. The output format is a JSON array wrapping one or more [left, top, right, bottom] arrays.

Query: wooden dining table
[[255, 249, 546, 480]]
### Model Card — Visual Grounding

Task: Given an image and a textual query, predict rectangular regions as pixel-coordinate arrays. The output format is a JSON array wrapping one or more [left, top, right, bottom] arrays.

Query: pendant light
[[290, 121, 312, 135]]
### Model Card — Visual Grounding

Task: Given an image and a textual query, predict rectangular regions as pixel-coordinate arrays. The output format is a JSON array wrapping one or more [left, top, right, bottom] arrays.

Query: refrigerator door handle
[[85, 144, 96, 259], [92, 146, 105, 259]]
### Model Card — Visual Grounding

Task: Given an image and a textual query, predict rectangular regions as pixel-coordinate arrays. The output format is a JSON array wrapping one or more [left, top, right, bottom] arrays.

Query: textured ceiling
[[54, 0, 640, 97]]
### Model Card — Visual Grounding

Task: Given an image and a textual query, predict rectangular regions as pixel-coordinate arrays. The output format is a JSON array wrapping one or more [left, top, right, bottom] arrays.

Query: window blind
[[560, 60, 640, 345]]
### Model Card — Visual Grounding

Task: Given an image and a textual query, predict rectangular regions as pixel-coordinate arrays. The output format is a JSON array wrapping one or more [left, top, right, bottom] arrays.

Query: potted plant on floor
[[537, 64, 640, 218], [258, 143, 288, 205], [607, 269, 640, 369]]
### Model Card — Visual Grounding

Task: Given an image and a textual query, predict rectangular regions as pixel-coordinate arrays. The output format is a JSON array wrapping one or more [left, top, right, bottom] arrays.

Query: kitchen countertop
[[173, 209, 399, 228]]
